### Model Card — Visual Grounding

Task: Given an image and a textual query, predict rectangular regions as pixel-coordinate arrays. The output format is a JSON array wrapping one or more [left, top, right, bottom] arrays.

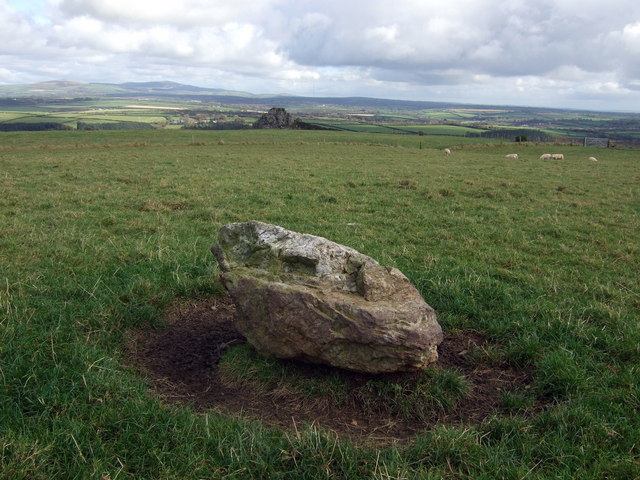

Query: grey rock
[[253, 107, 295, 129], [212, 221, 443, 374]]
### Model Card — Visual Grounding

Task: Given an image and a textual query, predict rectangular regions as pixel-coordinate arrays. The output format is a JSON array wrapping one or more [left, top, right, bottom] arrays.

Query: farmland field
[[2, 86, 640, 147], [307, 121, 487, 137], [1, 129, 639, 479]]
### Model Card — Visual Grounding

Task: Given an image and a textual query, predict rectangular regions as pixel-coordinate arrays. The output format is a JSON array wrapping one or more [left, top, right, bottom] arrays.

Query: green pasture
[[306, 120, 489, 138], [0, 113, 56, 123], [74, 114, 168, 124], [407, 125, 486, 135], [612, 130, 640, 140], [339, 123, 400, 134], [0, 112, 33, 123], [0, 109, 171, 126], [334, 123, 487, 136], [0, 130, 638, 479], [421, 110, 471, 120], [304, 121, 393, 133], [0, 128, 483, 150]]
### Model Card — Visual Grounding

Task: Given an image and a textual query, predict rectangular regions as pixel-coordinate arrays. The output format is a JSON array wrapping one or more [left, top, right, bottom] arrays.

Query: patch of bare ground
[[124, 296, 537, 446]]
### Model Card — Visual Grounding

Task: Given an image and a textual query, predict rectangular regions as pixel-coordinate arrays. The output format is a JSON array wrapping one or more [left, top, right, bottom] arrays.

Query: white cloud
[[54, 0, 282, 27], [0, 3, 44, 53], [0, 0, 640, 110], [621, 22, 640, 53]]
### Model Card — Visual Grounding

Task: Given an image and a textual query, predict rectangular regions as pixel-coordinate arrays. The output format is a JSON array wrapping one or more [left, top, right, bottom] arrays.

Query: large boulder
[[212, 221, 443, 374]]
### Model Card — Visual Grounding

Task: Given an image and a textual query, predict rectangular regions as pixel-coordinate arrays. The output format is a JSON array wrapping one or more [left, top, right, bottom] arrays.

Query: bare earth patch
[[125, 296, 535, 445]]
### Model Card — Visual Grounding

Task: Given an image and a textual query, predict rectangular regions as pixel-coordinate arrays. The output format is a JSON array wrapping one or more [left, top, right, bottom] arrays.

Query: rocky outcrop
[[212, 221, 443, 374], [253, 107, 295, 129]]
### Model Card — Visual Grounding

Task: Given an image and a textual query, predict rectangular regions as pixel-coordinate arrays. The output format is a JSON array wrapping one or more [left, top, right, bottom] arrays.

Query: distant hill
[[0, 80, 254, 99], [0, 79, 516, 112], [97, 81, 255, 97], [2, 79, 639, 144], [1, 80, 637, 120]]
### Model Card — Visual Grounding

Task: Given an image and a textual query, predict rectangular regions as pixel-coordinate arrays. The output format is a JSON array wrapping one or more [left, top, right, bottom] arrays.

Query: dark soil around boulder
[[125, 296, 539, 445]]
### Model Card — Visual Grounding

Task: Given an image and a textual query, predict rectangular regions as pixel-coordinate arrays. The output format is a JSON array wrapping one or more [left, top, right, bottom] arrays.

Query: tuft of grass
[[534, 349, 587, 400], [219, 344, 467, 423], [219, 344, 350, 405], [398, 179, 417, 189], [499, 391, 536, 414], [356, 369, 468, 421]]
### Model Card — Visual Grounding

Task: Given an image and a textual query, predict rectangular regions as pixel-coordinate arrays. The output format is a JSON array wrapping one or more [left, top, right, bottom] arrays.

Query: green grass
[[422, 110, 476, 120], [0, 109, 169, 128], [311, 122, 487, 136], [0, 128, 483, 150], [1, 130, 639, 478], [72, 114, 168, 123], [218, 343, 467, 420], [0, 112, 32, 122], [219, 344, 352, 403], [407, 125, 487, 135]]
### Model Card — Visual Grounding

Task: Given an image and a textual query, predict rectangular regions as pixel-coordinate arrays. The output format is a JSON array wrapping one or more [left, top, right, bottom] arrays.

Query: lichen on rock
[[212, 221, 443, 374]]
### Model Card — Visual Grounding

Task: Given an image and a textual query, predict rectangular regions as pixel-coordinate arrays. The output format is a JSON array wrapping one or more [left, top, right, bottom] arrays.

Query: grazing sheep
[[551, 153, 564, 160], [539, 153, 552, 160], [505, 153, 519, 159], [589, 156, 598, 161], [443, 148, 451, 155]]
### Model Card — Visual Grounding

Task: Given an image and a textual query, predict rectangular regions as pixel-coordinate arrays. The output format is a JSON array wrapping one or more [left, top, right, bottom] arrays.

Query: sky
[[1, 0, 640, 111]]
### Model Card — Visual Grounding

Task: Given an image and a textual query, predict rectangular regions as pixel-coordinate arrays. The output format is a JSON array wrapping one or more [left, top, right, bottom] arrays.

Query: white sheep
[[443, 148, 451, 155], [505, 153, 519, 159], [539, 153, 552, 160], [551, 153, 564, 160], [589, 156, 598, 162]]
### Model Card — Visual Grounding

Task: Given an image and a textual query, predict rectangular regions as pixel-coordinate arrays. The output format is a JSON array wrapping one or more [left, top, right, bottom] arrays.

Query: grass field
[[3, 95, 640, 147], [1, 130, 639, 479], [406, 125, 486, 135], [0, 128, 486, 150], [0, 99, 182, 128], [308, 121, 486, 137]]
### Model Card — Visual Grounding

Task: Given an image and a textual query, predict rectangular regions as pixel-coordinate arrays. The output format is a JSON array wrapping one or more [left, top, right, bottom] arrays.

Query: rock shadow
[[125, 296, 539, 445]]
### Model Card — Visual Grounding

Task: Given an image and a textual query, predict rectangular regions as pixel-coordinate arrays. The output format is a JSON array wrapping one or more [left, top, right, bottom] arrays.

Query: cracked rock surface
[[212, 221, 443, 374]]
